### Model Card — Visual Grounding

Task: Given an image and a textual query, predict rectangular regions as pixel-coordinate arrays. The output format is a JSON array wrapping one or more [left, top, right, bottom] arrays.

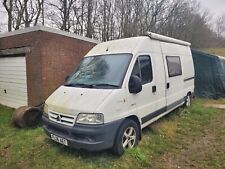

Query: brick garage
[[0, 26, 98, 108]]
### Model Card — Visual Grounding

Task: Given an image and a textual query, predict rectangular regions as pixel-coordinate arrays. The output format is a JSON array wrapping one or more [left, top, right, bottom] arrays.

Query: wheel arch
[[125, 115, 142, 140]]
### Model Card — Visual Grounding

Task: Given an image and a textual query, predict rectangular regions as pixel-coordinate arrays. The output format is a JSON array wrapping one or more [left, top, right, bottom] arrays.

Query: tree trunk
[[3, 0, 13, 32], [86, 0, 93, 38]]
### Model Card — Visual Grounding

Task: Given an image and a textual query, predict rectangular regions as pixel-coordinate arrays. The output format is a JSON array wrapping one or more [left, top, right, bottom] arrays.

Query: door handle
[[166, 83, 170, 89], [152, 86, 156, 93]]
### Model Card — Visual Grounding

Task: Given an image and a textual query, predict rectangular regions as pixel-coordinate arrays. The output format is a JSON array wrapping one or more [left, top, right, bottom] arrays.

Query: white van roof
[[86, 32, 191, 56], [86, 36, 145, 56]]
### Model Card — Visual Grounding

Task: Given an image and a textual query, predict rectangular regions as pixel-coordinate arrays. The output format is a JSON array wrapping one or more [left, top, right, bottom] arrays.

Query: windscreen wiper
[[64, 83, 75, 87], [65, 83, 119, 88], [92, 83, 119, 88], [64, 83, 94, 88]]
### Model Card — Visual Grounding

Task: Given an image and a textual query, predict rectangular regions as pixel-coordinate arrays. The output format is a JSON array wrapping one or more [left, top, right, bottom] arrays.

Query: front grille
[[48, 110, 76, 127]]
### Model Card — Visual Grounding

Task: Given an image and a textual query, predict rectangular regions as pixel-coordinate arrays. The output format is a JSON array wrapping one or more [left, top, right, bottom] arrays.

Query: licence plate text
[[50, 134, 68, 146]]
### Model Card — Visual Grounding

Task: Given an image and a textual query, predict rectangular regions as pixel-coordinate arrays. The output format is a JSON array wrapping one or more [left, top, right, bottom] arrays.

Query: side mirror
[[129, 75, 142, 94]]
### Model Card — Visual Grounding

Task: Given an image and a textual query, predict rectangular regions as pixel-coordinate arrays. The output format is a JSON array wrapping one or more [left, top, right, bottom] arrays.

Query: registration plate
[[51, 134, 68, 146]]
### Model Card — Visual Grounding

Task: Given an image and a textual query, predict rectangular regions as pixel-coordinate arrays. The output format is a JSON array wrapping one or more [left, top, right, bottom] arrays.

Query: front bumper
[[42, 115, 123, 151]]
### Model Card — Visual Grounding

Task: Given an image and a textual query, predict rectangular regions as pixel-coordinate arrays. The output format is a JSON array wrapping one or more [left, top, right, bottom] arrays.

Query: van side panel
[[160, 42, 194, 109]]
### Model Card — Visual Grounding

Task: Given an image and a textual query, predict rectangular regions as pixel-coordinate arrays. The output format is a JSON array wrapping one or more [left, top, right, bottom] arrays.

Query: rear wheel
[[112, 119, 140, 156], [185, 94, 192, 107]]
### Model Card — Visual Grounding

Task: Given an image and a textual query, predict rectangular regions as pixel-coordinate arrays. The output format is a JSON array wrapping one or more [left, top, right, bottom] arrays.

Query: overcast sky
[[197, 0, 225, 18], [0, 0, 225, 32]]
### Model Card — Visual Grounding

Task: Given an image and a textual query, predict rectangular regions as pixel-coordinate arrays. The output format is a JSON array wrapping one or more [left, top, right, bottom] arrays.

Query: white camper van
[[42, 32, 194, 155]]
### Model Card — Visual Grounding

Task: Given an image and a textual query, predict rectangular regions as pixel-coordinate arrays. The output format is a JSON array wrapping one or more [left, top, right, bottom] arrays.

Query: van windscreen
[[65, 54, 132, 89]]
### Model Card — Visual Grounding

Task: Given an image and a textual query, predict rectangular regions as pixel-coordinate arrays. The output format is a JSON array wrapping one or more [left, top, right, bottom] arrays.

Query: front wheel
[[112, 119, 140, 156]]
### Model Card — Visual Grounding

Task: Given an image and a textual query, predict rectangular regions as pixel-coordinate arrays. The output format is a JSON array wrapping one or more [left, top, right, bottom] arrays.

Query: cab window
[[131, 55, 153, 84]]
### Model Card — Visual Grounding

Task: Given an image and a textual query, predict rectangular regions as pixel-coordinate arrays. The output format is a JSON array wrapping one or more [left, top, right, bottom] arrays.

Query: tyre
[[112, 119, 140, 156], [184, 94, 192, 107]]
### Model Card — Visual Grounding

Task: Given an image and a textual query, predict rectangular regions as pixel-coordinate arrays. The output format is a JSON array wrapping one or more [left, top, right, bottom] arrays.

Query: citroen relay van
[[42, 32, 194, 155]]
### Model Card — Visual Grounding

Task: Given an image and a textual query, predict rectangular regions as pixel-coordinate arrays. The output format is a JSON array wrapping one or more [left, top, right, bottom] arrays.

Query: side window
[[139, 56, 153, 84], [166, 56, 182, 77], [131, 55, 153, 84]]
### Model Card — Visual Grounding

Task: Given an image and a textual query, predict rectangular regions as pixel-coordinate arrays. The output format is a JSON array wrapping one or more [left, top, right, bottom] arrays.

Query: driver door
[[128, 54, 166, 127]]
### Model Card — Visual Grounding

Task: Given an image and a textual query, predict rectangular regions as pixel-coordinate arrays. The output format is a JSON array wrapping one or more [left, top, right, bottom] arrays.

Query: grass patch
[[0, 100, 225, 169], [202, 48, 225, 56]]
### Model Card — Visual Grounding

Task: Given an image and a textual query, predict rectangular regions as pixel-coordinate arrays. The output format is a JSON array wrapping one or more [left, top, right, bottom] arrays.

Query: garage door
[[0, 56, 28, 108]]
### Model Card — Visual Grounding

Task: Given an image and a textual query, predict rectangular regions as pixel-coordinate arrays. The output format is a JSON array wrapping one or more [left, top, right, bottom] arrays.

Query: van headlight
[[76, 113, 104, 125]]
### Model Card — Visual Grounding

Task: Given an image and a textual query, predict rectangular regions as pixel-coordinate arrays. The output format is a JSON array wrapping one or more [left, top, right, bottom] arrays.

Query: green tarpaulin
[[191, 49, 225, 99]]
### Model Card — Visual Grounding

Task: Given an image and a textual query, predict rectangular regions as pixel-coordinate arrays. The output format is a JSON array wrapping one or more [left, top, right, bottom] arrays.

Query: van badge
[[56, 115, 62, 122]]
